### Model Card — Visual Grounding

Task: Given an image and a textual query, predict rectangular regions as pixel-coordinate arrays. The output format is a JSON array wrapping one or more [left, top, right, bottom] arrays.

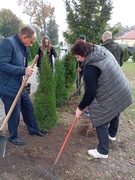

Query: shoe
[[83, 110, 90, 117], [8, 138, 26, 146], [109, 135, 116, 141], [29, 131, 45, 137], [87, 149, 108, 158]]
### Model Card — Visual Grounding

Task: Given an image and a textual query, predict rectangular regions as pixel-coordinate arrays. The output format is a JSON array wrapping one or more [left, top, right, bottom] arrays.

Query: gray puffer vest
[[83, 45, 132, 127]]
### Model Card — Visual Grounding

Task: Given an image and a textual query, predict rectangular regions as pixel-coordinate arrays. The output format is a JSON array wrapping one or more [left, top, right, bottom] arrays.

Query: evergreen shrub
[[33, 53, 58, 131], [62, 51, 76, 88], [132, 52, 135, 62], [28, 40, 39, 63], [123, 48, 129, 62], [54, 59, 68, 107]]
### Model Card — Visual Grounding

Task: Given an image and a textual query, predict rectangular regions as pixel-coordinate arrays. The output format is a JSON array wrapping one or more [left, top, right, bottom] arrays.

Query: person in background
[[76, 35, 86, 95], [0, 26, 45, 146], [71, 40, 132, 158], [37, 36, 57, 70], [102, 31, 124, 66], [76, 35, 90, 117]]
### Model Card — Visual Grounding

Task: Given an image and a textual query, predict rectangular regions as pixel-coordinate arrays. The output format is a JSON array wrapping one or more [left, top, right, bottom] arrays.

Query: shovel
[[0, 54, 39, 157]]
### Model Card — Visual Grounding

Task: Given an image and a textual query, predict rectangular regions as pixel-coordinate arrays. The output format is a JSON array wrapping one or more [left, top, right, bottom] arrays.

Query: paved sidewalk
[[0, 66, 39, 121]]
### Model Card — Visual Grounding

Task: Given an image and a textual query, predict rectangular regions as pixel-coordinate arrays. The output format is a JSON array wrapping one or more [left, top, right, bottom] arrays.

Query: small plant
[[87, 156, 94, 161]]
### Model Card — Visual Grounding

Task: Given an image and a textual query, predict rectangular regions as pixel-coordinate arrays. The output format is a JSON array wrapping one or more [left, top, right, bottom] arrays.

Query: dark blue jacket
[[0, 35, 28, 98]]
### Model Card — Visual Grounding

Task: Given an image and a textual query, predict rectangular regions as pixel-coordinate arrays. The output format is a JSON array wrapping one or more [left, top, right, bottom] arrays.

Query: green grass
[[122, 62, 135, 79], [122, 62, 135, 71], [121, 62, 135, 129]]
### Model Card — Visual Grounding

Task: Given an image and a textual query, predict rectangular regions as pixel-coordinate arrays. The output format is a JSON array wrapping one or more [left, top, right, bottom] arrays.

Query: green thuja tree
[[132, 52, 135, 62], [54, 59, 68, 107], [62, 51, 76, 88], [33, 53, 58, 131], [28, 40, 39, 62], [123, 48, 129, 62]]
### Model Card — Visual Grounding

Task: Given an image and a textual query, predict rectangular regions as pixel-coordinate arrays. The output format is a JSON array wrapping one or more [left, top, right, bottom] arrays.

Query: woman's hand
[[76, 107, 83, 118]]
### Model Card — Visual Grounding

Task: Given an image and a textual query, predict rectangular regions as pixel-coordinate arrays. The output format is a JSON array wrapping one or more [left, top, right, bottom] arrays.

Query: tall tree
[[47, 16, 59, 45], [17, 0, 55, 34], [63, 0, 113, 44], [0, 9, 24, 38]]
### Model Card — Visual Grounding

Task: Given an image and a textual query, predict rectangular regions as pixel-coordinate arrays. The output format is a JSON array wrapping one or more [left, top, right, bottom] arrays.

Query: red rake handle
[[51, 116, 78, 172], [0, 54, 39, 131]]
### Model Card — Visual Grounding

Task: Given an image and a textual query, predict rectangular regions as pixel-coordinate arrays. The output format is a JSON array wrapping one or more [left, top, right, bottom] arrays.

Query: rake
[[36, 116, 78, 180]]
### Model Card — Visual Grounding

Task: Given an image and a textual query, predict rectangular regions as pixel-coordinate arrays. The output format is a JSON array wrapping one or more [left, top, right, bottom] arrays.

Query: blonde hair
[[41, 36, 51, 52]]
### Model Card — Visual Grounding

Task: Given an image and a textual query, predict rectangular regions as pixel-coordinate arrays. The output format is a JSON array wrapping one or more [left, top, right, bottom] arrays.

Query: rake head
[[36, 166, 59, 180]]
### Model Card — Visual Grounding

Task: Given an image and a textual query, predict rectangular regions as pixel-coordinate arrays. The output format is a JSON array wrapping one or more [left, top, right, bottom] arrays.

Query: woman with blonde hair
[[37, 36, 57, 69]]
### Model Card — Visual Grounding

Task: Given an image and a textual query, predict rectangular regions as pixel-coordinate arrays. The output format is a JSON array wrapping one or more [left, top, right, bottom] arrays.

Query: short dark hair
[[78, 35, 86, 41], [19, 26, 36, 38], [71, 40, 93, 57]]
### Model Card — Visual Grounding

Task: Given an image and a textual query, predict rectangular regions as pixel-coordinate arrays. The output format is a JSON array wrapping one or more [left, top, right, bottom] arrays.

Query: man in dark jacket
[[0, 26, 45, 146], [76, 35, 86, 95], [75, 35, 90, 117], [102, 31, 124, 66]]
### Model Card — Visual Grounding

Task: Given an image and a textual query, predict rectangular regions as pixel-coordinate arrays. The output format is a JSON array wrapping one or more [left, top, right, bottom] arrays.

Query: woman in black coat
[[37, 36, 57, 69]]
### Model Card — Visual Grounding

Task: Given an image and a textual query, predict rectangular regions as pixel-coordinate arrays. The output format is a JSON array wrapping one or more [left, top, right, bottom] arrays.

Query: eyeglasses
[[45, 41, 49, 43]]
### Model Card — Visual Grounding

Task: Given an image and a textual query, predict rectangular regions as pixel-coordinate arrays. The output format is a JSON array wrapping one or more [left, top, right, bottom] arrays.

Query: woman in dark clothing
[[37, 36, 57, 69], [71, 40, 132, 159]]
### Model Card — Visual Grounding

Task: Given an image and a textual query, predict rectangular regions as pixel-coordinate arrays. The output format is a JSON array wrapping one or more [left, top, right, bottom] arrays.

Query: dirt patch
[[0, 95, 135, 180]]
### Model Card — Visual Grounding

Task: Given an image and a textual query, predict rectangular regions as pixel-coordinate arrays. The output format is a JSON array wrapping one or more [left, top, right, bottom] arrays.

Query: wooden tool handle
[[0, 54, 39, 131]]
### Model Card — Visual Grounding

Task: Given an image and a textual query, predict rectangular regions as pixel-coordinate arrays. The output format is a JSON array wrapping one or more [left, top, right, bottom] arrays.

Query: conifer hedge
[[54, 59, 68, 107], [62, 51, 76, 88], [33, 53, 58, 131]]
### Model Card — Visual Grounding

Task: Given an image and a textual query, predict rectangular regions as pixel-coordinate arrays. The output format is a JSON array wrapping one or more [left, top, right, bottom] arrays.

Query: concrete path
[[0, 65, 39, 121]]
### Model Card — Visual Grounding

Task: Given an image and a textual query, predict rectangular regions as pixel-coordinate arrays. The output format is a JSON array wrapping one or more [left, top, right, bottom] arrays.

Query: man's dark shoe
[[8, 138, 26, 146], [29, 131, 45, 137]]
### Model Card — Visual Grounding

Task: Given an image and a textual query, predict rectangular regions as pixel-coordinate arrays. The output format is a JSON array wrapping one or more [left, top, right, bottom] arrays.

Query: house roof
[[116, 30, 135, 40]]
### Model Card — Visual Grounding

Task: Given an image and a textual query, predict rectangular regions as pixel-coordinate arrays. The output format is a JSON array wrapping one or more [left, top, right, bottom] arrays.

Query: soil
[[0, 91, 135, 180]]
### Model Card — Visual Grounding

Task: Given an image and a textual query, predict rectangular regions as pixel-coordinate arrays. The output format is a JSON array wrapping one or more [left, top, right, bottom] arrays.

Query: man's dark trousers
[[1, 89, 39, 141]]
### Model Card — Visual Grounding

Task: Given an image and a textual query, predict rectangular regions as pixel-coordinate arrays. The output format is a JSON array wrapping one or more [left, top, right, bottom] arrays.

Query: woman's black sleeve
[[51, 47, 57, 58], [37, 47, 42, 67], [78, 65, 101, 110]]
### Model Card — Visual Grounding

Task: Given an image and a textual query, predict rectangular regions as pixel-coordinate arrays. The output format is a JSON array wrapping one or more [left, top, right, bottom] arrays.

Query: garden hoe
[[0, 55, 39, 157], [37, 116, 78, 180]]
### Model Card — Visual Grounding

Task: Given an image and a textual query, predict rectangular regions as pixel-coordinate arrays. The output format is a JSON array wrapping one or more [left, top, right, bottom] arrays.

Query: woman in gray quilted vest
[[71, 40, 132, 158]]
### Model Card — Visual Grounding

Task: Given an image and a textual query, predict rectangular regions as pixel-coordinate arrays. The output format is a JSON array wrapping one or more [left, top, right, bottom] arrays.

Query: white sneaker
[[109, 135, 116, 141], [87, 149, 108, 158]]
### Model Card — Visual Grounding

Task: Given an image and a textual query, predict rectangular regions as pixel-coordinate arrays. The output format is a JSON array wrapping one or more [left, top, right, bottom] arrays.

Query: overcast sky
[[0, 0, 135, 40]]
